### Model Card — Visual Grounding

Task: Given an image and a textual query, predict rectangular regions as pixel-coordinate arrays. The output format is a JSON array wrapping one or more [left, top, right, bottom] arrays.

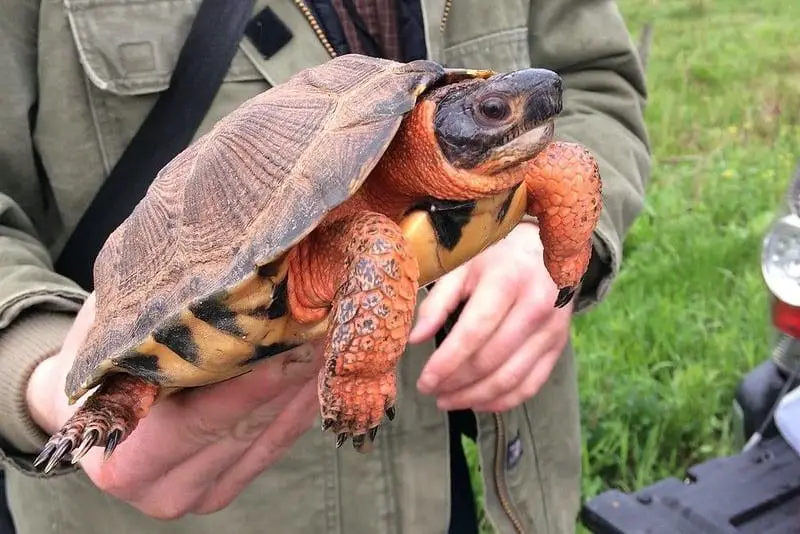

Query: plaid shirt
[[329, 0, 403, 60]]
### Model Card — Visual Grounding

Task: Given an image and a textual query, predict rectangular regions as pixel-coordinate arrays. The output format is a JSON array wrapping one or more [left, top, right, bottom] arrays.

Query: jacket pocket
[[62, 0, 269, 170], [64, 0, 264, 96]]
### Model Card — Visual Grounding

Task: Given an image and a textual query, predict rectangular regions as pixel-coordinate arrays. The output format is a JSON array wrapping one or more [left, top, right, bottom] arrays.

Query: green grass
[[465, 0, 800, 531]]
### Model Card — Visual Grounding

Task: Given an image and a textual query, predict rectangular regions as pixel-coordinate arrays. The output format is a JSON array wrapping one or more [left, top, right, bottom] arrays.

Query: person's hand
[[26, 292, 324, 519], [409, 222, 574, 413]]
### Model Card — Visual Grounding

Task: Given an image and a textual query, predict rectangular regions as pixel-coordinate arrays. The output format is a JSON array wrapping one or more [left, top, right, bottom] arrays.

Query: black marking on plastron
[[251, 276, 289, 319], [152, 318, 200, 364], [410, 198, 477, 251], [189, 291, 245, 337], [497, 185, 521, 223], [244, 342, 300, 364], [115, 353, 163, 382]]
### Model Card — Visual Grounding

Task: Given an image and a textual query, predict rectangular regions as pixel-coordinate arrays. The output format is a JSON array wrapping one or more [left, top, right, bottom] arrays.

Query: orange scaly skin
[[363, 100, 524, 201], [37, 374, 158, 470], [287, 212, 419, 448], [287, 97, 601, 447], [366, 98, 603, 290], [523, 142, 603, 288]]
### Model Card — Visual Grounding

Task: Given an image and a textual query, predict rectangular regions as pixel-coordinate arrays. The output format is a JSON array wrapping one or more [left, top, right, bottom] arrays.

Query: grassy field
[[466, 0, 800, 531]]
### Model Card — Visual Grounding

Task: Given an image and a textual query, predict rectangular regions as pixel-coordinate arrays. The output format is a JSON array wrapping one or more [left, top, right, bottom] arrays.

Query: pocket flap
[[64, 0, 263, 96]]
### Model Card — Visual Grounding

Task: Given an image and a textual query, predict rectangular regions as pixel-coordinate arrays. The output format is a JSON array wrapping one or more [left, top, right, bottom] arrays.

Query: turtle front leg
[[523, 141, 603, 308], [287, 211, 420, 452], [34, 374, 158, 473]]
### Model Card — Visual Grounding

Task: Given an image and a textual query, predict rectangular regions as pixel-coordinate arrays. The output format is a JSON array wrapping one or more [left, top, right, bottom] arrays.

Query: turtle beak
[[517, 69, 563, 127]]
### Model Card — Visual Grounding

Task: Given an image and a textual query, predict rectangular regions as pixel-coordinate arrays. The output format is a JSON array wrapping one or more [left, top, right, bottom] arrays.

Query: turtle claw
[[554, 286, 576, 308], [33, 374, 157, 473], [104, 429, 123, 460], [35, 421, 129, 474], [32, 445, 55, 470], [70, 429, 100, 464], [321, 402, 397, 452], [348, 425, 381, 453], [33, 440, 72, 474]]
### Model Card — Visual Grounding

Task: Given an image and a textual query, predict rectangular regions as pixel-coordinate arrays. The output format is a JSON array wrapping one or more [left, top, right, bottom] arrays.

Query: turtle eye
[[478, 97, 510, 122]]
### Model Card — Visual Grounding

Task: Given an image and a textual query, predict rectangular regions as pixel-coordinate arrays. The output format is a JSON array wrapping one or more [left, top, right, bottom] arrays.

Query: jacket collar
[[243, 0, 448, 87]]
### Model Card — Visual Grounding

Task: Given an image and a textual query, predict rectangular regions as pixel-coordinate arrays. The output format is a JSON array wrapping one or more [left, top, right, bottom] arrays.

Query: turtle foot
[[289, 211, 418, 453], [34, 374, 158, 473], [320, 380, 397, 453]]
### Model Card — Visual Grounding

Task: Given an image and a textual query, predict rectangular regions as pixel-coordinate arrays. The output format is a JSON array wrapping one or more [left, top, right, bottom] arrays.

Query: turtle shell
[[65, 55, 493, 402]]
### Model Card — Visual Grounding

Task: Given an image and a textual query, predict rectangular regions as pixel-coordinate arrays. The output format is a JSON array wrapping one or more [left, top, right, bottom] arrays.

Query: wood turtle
[[35, 54, 602, 473]]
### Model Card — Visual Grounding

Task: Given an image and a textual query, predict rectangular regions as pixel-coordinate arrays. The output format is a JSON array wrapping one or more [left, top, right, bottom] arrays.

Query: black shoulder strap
[[55, 0, 257, 291]]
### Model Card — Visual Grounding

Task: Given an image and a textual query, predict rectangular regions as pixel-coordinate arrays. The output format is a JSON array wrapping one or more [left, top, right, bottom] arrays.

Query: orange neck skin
[[328, 99, 532, 224], [310, 97, 602, 298]]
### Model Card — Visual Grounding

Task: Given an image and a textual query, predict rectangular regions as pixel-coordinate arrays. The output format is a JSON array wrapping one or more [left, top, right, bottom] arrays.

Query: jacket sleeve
[[528, 0, 652, 313], [0, 0, 88, 463]]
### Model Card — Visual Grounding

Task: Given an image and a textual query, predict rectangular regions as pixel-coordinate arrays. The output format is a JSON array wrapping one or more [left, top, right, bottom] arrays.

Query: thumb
[[61, 292, 97, 357]]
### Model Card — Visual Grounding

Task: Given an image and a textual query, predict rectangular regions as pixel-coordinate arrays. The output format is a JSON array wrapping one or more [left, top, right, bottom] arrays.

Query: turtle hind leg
[[287, 211, 419, 452], [34, 373, 158, 473]]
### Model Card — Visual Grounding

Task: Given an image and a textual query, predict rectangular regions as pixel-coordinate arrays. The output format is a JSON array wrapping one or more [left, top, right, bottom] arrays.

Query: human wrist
[[0, 310, 74, 453]]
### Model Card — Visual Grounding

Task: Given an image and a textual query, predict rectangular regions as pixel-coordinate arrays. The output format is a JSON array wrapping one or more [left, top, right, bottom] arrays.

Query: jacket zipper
[[440, 0, 453, 32], [291, 0, 338, 57], [288, 2, 522, 531], [494, 413, 526, 534]]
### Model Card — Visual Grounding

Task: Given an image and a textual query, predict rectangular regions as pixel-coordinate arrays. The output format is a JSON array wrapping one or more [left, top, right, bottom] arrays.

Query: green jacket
[[0, 0, 650, 532]]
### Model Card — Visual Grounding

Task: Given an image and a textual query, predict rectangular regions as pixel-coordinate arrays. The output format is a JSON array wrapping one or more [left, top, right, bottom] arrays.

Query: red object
[[773, 298, 800, 338]]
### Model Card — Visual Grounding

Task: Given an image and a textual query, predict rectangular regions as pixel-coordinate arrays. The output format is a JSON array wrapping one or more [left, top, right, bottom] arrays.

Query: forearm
[[0, 0, 88, 461]]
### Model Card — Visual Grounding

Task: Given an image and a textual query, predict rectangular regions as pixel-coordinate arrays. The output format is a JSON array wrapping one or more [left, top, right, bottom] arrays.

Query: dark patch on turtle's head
[[429, 68, 563, 173]]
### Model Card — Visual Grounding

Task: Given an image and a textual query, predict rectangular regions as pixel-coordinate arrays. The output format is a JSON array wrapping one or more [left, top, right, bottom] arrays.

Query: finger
[[83, 343, 324, 494], [471, 338, 566, 413], [130, 379, 315, 518], [407, 263, 470, 344], [174, 341, 322, 445], [417, 267, 518, 393], [193, 379, 319, 514], [432, 283, 553, 395], [435, 317, 558, 410]]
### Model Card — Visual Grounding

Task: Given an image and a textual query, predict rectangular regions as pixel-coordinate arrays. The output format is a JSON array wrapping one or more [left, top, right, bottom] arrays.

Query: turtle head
[[430, 68, 563, 175]]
